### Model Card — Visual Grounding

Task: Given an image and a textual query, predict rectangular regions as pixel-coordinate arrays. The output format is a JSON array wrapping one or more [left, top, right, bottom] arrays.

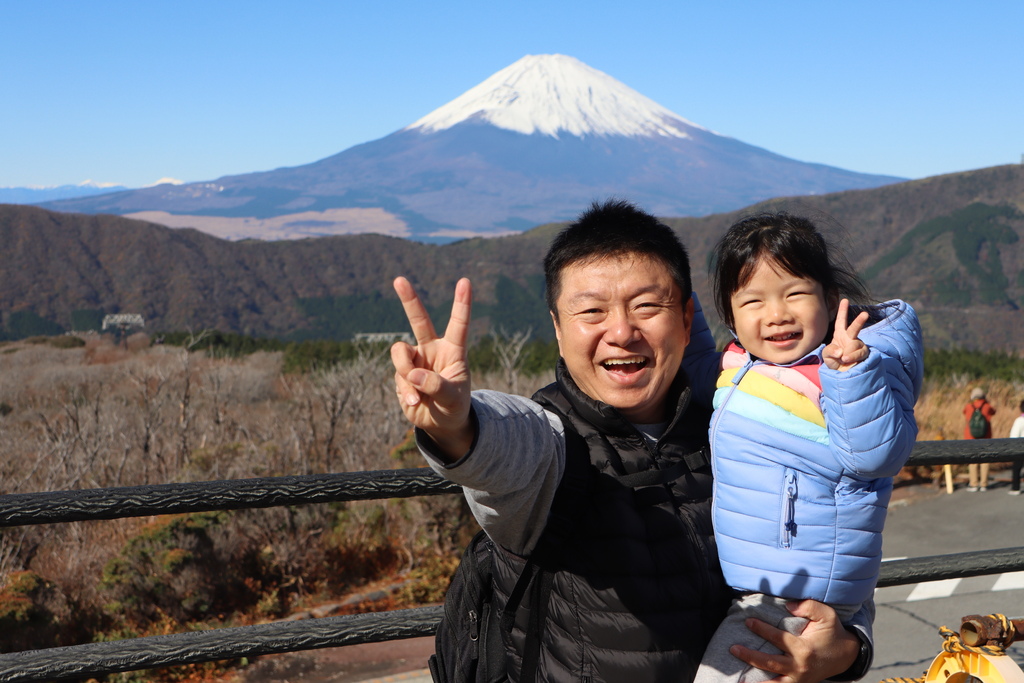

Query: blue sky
[[2, 1, 1021, 188]]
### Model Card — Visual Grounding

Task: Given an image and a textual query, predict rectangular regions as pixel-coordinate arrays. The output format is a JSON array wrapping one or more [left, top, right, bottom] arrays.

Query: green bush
[[923, 347, 1024, 382], [99, 512, 253, 627], [0, 571, 80, 653], [47, 335, 86, 349], [468, 335, 560, 376], [70, 309, 105, 333], [4, 311, 64, 339], [159, 330, 286, 357]]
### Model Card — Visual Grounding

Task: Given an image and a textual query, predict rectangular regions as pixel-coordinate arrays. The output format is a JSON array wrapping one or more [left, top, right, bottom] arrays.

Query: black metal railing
[[0, 439, 1022, 683]]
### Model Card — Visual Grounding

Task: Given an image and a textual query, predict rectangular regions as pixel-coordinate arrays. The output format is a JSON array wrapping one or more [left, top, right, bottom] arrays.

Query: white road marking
[[906, 578, 962, 601], [992, 571, 1024, 591]]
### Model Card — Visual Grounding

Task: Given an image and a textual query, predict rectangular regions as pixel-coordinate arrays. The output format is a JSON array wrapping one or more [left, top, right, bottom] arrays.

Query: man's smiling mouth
[[602, 357, 648, 372]]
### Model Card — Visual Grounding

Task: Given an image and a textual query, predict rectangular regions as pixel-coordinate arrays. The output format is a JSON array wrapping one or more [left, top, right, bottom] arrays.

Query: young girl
[[690, 213, 924, 683]]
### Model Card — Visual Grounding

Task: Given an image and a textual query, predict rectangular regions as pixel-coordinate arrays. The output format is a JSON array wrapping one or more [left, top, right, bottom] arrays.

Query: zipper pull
[[783, 472, 797, 548], [468, 609, 479, 641], [732, 359, 755, 385]]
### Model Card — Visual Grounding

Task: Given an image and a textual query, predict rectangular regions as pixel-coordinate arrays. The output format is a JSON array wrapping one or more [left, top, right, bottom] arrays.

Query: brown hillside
[[666, 164, 1024, 348], [2, 164, 1023, 349]]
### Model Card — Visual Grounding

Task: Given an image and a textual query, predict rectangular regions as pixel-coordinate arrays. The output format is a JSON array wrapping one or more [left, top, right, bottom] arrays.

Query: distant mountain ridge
[[1, 182, 129, 204], [40, 54, 902, 242], [4, 164, 1023, 350]]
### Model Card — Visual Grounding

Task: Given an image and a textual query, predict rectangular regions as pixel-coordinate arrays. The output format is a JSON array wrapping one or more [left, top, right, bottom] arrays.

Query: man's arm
[[418, 390, 566, 556], [389, 276, 567, 555]]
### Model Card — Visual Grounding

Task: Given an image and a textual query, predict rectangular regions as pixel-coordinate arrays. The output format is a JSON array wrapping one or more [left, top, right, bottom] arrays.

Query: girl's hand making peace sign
[[822, 299, 870, 372]]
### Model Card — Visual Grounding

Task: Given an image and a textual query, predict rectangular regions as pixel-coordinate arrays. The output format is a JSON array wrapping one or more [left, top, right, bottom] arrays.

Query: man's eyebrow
[[564, 284, 671, 308], [564, 291, 603, 307]]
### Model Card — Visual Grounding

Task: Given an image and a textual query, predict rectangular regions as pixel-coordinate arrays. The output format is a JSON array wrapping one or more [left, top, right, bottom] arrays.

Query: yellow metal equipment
[[903, 614, 1024, 683]]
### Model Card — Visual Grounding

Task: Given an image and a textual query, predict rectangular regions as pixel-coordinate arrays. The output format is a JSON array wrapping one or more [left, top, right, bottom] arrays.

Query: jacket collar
[[553, 358, 693, 439]]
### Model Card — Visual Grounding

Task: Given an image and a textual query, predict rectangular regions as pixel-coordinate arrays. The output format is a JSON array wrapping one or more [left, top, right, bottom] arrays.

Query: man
[[391, 200, 866, 682]]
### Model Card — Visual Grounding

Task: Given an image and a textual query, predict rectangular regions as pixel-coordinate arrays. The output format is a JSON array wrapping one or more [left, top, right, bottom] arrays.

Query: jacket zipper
[[708, 360, 753, 462], [781, 470, 797, 548]]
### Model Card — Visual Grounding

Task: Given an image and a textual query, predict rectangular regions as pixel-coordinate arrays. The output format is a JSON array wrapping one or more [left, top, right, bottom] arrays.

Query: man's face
[[551, 254, 693, 424]]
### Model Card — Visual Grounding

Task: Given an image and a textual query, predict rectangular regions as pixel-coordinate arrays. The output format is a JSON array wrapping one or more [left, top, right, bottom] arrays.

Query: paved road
[[871, 473, 1024, 681]]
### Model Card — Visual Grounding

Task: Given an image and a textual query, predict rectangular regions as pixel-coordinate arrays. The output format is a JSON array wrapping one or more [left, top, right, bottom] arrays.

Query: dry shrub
[[125, 332, 151, 352], [99, 512, 265, 629], [901, 376, 1023, 486], [0, 570, 84, 652], [915, 376, 1023, 440], [83, 335, 131, 365], [0, 335, 549, 658]]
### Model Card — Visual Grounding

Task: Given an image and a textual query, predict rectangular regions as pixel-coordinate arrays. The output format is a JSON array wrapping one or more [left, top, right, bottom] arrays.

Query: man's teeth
[[603, 358, 645, 367]]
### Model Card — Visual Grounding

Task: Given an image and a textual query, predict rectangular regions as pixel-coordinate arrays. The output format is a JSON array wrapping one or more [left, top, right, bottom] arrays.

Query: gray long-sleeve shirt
[[417, 389, 565, 555]]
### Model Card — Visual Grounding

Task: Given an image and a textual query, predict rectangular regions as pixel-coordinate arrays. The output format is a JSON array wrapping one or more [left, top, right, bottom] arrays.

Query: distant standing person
[[1009, 398, 1024, 495], [964, 387, 996, 491]]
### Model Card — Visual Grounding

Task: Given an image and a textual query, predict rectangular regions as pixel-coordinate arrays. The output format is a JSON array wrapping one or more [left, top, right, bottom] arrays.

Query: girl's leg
[[694, 594, 808, 683], [695, 595, 862, 683]]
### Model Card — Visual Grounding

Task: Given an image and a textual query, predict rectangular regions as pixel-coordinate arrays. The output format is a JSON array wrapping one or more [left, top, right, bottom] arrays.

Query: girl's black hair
[[710, 212, 869, 330]]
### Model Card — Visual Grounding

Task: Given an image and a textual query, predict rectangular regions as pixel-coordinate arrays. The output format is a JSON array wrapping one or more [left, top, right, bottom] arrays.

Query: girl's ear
[[824, 290, 841, 342], [826, 290, 841, 316]]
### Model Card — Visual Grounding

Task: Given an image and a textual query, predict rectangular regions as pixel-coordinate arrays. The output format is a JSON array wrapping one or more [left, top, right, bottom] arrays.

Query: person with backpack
[[963, 387, 996, 491], [389, 200, 871, 683]]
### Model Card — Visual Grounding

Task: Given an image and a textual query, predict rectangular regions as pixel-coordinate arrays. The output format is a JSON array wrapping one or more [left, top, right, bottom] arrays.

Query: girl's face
[[730, 258, 831, 365]]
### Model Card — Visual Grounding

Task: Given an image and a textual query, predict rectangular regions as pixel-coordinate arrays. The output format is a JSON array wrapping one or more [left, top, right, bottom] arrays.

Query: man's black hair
[[710, 212, 868, 330], [544, 199, 692, 315]]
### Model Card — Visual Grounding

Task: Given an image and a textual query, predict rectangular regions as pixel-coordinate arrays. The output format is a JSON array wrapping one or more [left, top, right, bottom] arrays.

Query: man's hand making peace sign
[[390, 276, 475, 461]]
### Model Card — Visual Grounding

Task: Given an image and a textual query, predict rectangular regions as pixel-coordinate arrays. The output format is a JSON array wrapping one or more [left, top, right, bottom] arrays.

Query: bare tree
[[175, 330, 213, 469], [128, 365, 170, 481], [494, 327, 532, 395]]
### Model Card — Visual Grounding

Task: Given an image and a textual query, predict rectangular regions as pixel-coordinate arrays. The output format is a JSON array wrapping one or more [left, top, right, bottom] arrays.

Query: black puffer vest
[[491, 360, 730, 683]]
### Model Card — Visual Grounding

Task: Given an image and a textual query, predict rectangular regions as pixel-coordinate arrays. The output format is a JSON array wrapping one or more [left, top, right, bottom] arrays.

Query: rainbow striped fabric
[[713, 342, 829, 445]]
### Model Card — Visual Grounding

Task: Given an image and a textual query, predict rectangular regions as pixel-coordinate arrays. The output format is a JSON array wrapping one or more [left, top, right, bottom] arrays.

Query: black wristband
[[828, 627, 872, 682]]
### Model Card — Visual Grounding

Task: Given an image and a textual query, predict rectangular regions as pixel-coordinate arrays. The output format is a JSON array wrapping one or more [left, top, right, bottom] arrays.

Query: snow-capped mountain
[[41, 54, 903, 242], [407, 54, 704, 139]]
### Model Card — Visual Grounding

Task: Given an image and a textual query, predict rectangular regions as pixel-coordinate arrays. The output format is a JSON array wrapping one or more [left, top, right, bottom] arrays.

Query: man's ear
[[681, 296, 694, 347], [550, 310, 564, 355]]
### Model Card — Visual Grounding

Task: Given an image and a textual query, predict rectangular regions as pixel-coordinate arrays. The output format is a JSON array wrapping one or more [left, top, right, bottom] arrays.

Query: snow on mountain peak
[[79, 179, 122, 189], [406, 54, 706, 139]]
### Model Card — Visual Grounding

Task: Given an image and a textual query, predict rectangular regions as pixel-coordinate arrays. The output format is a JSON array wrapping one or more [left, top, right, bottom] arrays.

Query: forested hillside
[[2, 163, 1023, 349]]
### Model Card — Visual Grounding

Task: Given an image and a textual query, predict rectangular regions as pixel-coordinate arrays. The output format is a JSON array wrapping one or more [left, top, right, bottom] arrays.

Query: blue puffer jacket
[[707, 299, 923, 605]]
